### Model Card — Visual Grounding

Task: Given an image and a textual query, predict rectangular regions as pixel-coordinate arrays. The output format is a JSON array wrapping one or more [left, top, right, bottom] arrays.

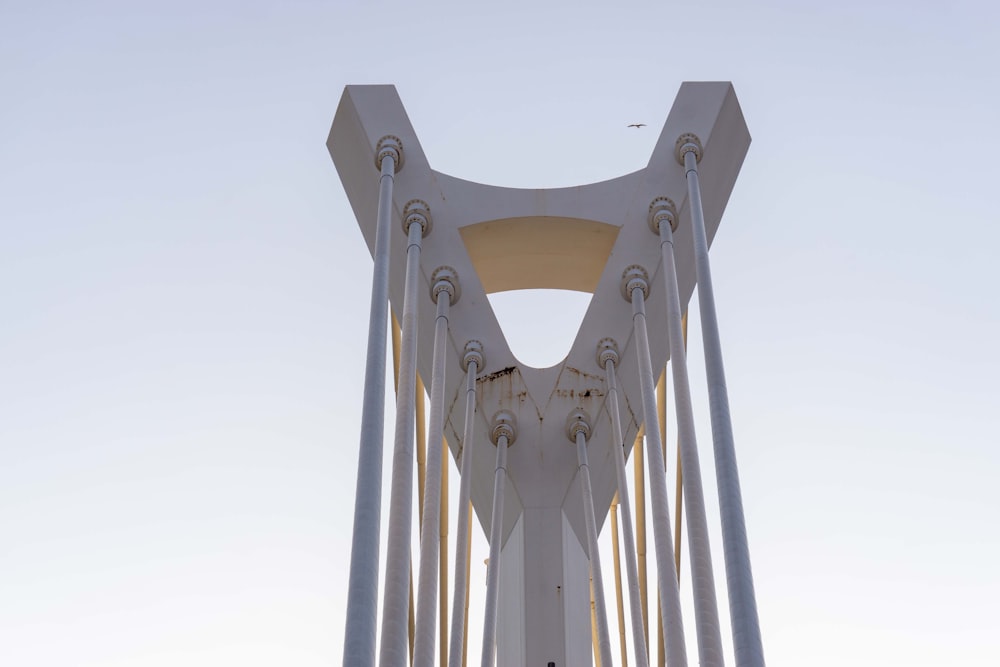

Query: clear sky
[[2, 1, 999, 665]]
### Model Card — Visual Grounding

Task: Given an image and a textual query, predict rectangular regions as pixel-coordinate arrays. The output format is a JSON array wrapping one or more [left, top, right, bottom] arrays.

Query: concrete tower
[[328, 82, 764, 667]]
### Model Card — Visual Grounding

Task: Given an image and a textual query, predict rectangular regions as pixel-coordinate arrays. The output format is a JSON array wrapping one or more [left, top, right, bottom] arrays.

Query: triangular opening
[[486, 289, 592, 369]]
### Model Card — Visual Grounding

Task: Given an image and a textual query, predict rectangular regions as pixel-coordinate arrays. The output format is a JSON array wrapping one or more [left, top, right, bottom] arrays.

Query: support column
[[677, 134, 765, 667], [449, 342, 484, 667], [635, 427, 649, 656], [622, 266, 688, 667], [415, 268, 461, 667], [610, 495, 628, 667], [598, 339, 651, 667], [379, 200, 432, 667], [343, 135, 402, 667], [568, 409, 614, 667], [481, 411, 516, 667], [649, 198, 724, 667], [440, 444, 449, 667]]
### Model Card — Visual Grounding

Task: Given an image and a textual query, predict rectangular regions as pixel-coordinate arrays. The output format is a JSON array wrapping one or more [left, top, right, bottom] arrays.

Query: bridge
[[328, 82, 764, 667]]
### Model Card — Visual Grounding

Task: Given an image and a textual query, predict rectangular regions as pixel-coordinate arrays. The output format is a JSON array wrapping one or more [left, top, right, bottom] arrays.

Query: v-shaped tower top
[[329, 83, 752, 666], [329, 82, 748, 540]]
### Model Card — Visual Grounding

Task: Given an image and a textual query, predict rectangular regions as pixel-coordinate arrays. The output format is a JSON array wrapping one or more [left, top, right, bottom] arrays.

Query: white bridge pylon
[[329, 83, 763, 667]]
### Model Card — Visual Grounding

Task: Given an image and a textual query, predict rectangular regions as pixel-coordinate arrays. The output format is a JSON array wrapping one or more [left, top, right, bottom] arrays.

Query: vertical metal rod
[[412, 375, 425, 664], [449, 343, 481, 667], [610, 496, 628, 667], [440, 436, 449, 667], [602, 347, 650, 667], [392, 314, 402, 392], [673, 447, 683, 578], [657, 216, 725, 667], [673, 314, 688, 581], [409, 566, 416, 664], [634, 427, 649, 656], [447, 408, 476, 667], [462, 505, 472, 667], [629, 281, 688, 667], [656, 370, 667, 474], [656, 370, 667, 667], [480, 431, 508, 667], [417, 376, 428, 528], [343, 150, 396, 667], [379, 218, 425, 667], [683, 143, 765, 667], [658, 369, 684, 578], [408, 439, 421, 667], [575, 424, 614, 667], [657, 594, 664, 667], [415, 292, 453, 667], [391, 316, 417, 664], [590, 573, 602, 667]]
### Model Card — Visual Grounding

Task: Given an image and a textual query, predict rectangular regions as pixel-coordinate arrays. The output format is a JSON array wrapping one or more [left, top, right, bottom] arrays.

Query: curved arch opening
[[486, 289, 592, 369]]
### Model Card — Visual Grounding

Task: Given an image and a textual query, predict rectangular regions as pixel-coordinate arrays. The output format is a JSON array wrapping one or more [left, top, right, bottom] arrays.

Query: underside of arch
[[459, 216, 620, 294]]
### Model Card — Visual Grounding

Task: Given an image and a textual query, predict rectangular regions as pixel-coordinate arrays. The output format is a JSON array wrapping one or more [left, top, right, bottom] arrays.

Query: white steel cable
[[378, 210, 427, 667], [448, 342, 482, 667], [634, 427, 649, 657], [571, 413, 615, 667], [480, 413, 513, 667], [652, 199, 724, 667], [414, 272, 458, 667], [610, 498, 628, 667], [343, 142, 397, 667], [626, 268, 688, 667], [601, 343, 651, 667], [681, 139, 765, 667]]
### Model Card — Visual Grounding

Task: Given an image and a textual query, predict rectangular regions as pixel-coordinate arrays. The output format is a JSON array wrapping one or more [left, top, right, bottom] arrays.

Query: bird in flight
[[627, 123, 646, 128]]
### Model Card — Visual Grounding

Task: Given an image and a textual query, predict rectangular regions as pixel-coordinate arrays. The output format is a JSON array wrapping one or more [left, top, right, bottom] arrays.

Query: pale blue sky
[[2, 1, 999, 665]]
